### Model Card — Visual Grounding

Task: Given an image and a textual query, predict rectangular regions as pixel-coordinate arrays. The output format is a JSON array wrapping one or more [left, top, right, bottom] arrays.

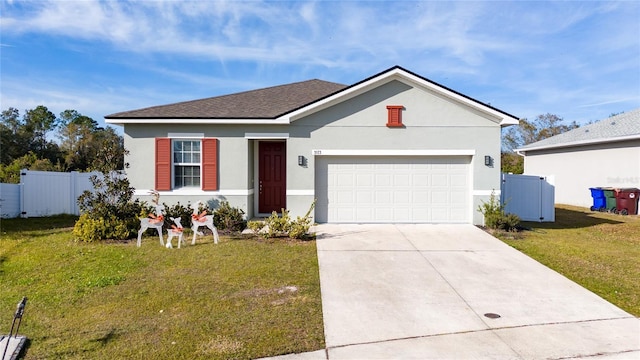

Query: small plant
[[247, 220, 265, 233], [477, 191, 520, 232], [265, 209, 291, 238], [289, 199, 316, 239], [213, 201, 247, 233], [259, 200, 316, 239]]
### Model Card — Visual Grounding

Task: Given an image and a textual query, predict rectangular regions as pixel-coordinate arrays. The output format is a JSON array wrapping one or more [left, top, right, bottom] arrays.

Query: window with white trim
[[173, 140, 201, 188]]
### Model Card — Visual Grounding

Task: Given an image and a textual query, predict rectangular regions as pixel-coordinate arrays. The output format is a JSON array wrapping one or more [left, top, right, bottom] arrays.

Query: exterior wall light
[[484, 155, 492, 167], [298, 155, 305, 166]]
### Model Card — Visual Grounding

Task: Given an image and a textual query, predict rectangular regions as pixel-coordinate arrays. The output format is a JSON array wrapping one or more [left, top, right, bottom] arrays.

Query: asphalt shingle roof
[[105, 79, 347, 119], [519, 108, 640, 150]]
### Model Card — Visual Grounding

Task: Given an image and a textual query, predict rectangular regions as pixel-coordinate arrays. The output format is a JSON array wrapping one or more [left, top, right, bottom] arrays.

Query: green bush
[[247, 220, 265, 233], [264, 209, 291, 238], [213, 201, 247, 233], [288, 199, 316, 239], [74, 170, 144, 242], [73, 213, 138, 242], [477, 191, 520, 232], [163, 202, 192, 229], [261, 200, 316, 240], [495, 213, 521, 232]]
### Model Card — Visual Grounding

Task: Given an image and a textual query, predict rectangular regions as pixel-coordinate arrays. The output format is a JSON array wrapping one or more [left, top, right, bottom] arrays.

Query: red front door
[[259, 141, 286, 213]]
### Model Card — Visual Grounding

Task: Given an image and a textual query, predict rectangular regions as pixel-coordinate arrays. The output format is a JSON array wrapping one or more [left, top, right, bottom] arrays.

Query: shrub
[[163, 202, 192, 230], [260, 200, 316, 240], [264, 209, 291, 238], [74, 159, 145, 241], [477, 191, 520, 232], [247, 220, 265, 233], [496, 213, 521, 232], [288, 199, 316, 239], [213, 201, 247, 233], [73, 213, 137, 242]]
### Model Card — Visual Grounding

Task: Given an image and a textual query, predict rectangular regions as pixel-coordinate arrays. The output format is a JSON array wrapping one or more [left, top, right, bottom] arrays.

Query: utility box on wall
[[501, 173, 555, 222]]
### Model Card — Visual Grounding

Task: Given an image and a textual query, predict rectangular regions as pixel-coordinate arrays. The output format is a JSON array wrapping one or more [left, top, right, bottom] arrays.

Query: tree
[[1, 106, 125, 175], [22, 105, 61, 162], [1, 106, 62, 166], [502, 113, 579, 153], [57, 110, 125, 172], [1, 107, 29, 165], [501, 113, 579, 174], [0, 152, 63, 183], [58, 110, 101, 171], [90, 127, 126, 172]]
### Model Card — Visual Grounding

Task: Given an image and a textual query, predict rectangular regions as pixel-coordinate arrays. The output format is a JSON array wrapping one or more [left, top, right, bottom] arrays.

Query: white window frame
[[172, 138, 202, 189]]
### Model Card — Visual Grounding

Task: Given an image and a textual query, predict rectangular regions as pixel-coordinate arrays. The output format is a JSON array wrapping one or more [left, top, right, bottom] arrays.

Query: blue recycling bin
[[589, 187, 607, 211]]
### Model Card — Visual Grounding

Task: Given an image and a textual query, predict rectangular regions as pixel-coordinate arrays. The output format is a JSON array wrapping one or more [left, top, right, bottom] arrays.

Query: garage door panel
[[317, 156, 470, 223], [394, 174, 410, 186], [356, 174, 372, 186]]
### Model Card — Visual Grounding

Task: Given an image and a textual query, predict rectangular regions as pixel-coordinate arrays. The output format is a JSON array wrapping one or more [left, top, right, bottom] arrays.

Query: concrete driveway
[[265, 224, 639, 359]]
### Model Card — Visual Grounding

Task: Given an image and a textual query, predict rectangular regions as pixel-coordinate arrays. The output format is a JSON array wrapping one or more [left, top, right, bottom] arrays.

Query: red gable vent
[[386, 105, 404, 127]]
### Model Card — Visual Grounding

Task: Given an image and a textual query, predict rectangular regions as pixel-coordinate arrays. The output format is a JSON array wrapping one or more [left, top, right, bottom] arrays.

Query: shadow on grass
[[522, 207, 624, 230], [0, 215, 78, 235]]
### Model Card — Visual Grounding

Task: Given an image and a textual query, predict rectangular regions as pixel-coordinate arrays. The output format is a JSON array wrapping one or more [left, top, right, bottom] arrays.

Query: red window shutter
[[202, 138, 218, 191], [155, 138, 171, 191], [386, 105, 404, 127]]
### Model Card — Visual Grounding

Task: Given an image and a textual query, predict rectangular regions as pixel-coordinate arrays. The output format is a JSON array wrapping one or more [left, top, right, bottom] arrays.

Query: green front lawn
[[498, 205, 640, 316], [0, 216, 324, 359]]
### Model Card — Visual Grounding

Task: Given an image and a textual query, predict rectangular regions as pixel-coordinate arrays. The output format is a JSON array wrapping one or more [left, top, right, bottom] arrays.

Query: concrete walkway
[[261, 224, 640, 359]]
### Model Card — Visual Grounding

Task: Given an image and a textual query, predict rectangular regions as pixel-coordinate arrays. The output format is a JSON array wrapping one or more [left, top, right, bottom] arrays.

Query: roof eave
[[499, 118, 520, 127], [104, 118, 289, 125], [516, 133, 640, 154]]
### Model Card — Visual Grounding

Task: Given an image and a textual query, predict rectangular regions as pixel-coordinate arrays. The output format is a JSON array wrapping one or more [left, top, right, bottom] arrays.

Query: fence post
[[19, 169, 27, 218]]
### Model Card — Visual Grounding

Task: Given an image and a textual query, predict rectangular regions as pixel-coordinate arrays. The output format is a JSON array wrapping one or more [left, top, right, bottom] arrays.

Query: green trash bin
[[601, 187, 617, 213]]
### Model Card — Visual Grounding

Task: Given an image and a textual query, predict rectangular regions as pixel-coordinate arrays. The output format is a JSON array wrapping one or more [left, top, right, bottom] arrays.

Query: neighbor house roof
[[517, 108, 640, 153], [105, 65, 520, 126]]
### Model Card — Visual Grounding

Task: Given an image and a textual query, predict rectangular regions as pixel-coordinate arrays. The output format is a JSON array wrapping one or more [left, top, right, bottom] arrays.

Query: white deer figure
[[137, 191, 165, 247], [165, 217, 185, 249], [190, 201, 219, 245]]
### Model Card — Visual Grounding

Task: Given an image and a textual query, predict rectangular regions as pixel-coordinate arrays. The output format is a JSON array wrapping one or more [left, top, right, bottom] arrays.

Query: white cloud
[[0, 1, 529, 67], [1, 0, 638, 127]]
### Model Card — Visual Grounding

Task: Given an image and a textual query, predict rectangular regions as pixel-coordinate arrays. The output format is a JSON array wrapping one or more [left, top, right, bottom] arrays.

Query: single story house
[[105, 66, 519, 225], [516, 108, 640, 208]]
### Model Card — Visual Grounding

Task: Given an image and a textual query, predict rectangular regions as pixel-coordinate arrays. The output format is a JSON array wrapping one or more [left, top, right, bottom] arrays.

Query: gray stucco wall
[[123, 124, 263, 212], [287, 80, 503, 224], [524, 140, 640, 207], [122, 79, 505, 224]]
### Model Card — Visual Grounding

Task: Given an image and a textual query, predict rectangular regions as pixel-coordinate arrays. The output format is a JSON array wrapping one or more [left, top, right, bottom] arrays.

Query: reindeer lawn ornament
[[190, 201, 219, 245], [137, 191, 166, 247], [165, 217, 185, 249]]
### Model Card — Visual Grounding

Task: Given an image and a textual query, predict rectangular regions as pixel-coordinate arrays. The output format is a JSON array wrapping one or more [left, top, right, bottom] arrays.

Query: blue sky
[[1, 0, 639, 131]]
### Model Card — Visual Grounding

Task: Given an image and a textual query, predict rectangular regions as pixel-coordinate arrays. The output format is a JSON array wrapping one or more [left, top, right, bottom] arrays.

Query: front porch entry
[[258, 141, 286, 214]]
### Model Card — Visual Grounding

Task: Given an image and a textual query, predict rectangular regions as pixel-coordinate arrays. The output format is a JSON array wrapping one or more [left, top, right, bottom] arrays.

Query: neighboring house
[[516, 108, 640, 208], [105, 66, 519, 225]]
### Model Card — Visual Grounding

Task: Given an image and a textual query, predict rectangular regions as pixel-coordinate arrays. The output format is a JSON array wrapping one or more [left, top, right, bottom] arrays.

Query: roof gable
[[105, 65, 519, 126], [517, 108, 640, 153], [281, 66, 519, 127]]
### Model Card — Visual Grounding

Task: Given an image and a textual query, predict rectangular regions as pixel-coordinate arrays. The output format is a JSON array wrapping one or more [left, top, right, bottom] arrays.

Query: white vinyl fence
[[0, 170, 100, 218], [501, 173, 555, 222], [0, 183, 21, 218]]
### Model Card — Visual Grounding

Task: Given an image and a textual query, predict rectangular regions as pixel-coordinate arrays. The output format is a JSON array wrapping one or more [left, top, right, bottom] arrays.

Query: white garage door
[[315, 156, 470, 223]]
